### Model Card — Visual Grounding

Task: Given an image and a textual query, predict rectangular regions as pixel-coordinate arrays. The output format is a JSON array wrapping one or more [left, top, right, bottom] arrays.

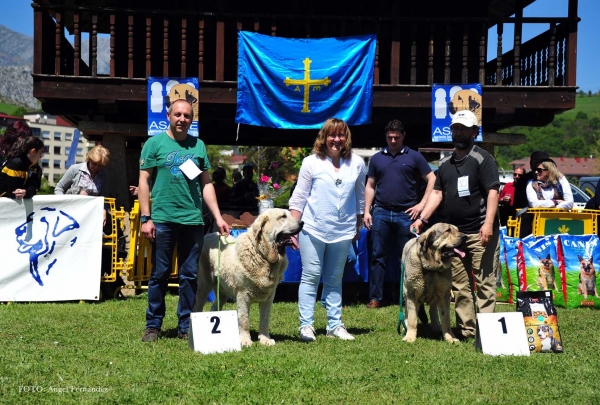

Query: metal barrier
[[101, 197, 131, 282], [507, 207, 599, 237]]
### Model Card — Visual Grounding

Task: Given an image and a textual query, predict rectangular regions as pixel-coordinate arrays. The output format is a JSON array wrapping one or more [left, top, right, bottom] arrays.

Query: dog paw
[[240, 338, 253, 347], [258, 335, 276, 346], [444, 335, 460, 343], [402, 335, 417, 343]]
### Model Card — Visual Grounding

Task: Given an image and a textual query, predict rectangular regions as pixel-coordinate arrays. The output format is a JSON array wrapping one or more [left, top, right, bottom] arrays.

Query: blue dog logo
[[15, 207, 80, 286]]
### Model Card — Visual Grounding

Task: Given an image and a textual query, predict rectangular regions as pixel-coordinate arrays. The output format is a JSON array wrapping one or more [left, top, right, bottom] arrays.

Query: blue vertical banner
[[431, 84, 483, 142], [65, 129, 80, 168], [236, 31, 376, 129], [147, 77, 199, 137]]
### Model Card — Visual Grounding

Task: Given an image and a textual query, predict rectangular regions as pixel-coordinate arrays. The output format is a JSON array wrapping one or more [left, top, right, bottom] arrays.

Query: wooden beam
[[482, 132, 526, 145], [216, 21, 225, 81], [33, 7, 43, 74]]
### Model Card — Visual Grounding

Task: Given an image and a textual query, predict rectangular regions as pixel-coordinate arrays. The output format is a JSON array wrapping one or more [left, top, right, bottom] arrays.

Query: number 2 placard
[[477, 312, 530, 356], [189, 310, 241, 354]]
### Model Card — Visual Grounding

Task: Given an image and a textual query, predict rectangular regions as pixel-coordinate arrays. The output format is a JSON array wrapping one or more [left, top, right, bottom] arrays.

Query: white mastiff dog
[[194, 208, 303, 347]]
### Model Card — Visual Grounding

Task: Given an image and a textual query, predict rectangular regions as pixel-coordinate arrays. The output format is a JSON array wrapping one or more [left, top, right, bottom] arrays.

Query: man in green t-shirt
[[139, 99, 229, 343]]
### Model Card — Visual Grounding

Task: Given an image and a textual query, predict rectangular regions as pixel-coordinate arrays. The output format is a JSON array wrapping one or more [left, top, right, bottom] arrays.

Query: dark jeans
[[369, 206, 413, 303], [145, 222, 204, 334]]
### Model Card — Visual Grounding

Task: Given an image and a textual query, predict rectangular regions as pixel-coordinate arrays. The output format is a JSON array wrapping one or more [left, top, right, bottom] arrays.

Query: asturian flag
[[236, 31, 376, 129]]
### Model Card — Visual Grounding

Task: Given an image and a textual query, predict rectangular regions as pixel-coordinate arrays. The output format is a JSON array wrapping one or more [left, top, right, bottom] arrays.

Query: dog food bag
[[496, 229, 512, 302], [516, 290, 564, 353], [503, 236, 521, 303], [520, 235, 566, 307], [558, 234, 600, 308]]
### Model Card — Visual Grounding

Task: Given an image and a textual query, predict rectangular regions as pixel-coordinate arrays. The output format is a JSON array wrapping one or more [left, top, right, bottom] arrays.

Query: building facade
[[24, 114, 94, 186]]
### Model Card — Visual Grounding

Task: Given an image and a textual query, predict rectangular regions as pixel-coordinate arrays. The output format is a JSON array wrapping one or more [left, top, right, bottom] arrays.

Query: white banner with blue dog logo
[[431, 83, 483, 142], [0, 195, 103, 301], [147, 77, 199, 137]]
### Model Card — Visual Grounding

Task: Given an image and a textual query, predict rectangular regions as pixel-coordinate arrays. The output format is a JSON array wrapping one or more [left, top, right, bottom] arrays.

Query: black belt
[[376, 204, 412, 212]]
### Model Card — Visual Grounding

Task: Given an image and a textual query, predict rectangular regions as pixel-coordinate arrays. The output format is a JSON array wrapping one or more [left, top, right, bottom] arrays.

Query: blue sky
[[1, 0, 599, 92]]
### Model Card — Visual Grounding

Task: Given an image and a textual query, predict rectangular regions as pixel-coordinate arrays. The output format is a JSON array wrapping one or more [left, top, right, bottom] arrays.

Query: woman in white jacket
[[289, 118, 366, 342], [526, 158, 573, 209]]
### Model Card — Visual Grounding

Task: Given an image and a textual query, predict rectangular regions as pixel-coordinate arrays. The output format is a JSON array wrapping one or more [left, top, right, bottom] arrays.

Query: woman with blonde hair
[[289, 118, 366, 342], [55, 144, 110, 197], [526, 158, 573, 209]]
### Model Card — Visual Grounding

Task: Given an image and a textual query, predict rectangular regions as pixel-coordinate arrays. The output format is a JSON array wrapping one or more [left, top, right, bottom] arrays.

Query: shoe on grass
[[326, 324, 355, 340], [142, 327, 160, 342], [366, 300, 381, 309], [177, 332, 189, 340], [299, 325, 316, 342]]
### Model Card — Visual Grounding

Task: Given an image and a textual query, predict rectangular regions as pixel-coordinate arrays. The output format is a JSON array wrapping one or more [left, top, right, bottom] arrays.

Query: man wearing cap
[[411, 110, 500, 340], [363, 119, 435, 308]]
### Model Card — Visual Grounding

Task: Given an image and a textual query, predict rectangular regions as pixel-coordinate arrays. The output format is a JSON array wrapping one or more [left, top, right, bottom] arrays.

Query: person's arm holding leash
[[480, 188, 499, 247], [200, 170, 230, 236], [410, 189, 443, 234], [139, 168, 155, 241]]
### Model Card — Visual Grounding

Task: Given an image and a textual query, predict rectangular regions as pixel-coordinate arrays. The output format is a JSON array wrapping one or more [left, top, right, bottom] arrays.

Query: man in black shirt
[[412, 110, 500, 340]]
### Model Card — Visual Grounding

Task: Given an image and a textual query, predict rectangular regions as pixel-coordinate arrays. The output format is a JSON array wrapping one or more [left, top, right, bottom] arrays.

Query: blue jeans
[[298, 229, 352, 331], [369, 206, 413, 303], [146, 222, 204, 334]]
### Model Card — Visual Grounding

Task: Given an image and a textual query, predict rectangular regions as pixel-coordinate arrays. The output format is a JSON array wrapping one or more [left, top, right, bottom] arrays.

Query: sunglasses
[[513, 173, 522, 177], [534, 168, 548, 173]]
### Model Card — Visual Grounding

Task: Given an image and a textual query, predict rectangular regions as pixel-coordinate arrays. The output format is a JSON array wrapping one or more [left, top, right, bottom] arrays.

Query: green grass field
[[0, 102, 22, 116], [558, 95, 600, 119], [1, 294, 599, 404]]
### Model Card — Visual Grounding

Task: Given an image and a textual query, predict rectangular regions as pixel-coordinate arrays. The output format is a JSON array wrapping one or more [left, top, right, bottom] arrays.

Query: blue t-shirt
[[367, 147, 432, 209]]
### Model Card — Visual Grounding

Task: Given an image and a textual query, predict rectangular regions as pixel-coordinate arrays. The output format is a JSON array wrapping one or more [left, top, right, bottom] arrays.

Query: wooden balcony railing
[[33, 4, 578, 88]]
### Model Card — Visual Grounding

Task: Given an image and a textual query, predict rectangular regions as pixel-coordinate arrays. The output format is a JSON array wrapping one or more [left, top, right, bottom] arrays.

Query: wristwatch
[[141, 215, 152, 224]]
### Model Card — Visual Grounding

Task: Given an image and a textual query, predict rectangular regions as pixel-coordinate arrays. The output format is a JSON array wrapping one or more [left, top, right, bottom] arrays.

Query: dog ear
[[578, 254, 583, 262], [591, 256, 594, 265], [251, 215, 269, 243], [546, 254, 551, 260]]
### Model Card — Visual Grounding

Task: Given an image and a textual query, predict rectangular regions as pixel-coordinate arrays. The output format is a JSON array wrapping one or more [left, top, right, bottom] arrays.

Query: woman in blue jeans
[[289, 118, 366, 342]]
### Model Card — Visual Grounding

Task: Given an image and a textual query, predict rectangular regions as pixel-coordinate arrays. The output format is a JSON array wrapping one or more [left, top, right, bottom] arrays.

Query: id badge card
[[457, 176, 470, 197]]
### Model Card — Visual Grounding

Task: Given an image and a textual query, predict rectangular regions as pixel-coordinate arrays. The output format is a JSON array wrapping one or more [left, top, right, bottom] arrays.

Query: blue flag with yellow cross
[[236, 31, 376, 129]]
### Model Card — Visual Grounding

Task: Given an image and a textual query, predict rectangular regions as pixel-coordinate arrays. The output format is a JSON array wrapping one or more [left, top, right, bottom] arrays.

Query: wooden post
[[128, 15, 134, 78], [181, 17, 187, 77], [54, 11, 61, 76], [109, 14, 115, 78], [461, 25, 468, 83], [565, 0, 578, 86], [198, 19, 204, 80], [427, 23, 434, 85], [74, 12, 81, 76], [548, 23, 556, 86], [410, 23, 417, 85], [91, 14, 97, 77], [390, 40, 400, 85], [479, 23, 486, 85], [513, 0, 523, 85], [216, 21, 224, 81], [444, 24, 451, 84], [496, 23, 503, 85], [33, 6, 43, 74], [163, 18, 169, 77], [146, 17, 152, 77]]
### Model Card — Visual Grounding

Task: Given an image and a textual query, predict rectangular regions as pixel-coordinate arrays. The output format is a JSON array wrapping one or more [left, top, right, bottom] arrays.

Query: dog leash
[[216, 234, 236, 310]]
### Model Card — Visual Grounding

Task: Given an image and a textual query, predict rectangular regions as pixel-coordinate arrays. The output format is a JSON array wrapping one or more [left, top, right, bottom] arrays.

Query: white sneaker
[[299, 325, 316, 342], [326, 324, 355, 340]]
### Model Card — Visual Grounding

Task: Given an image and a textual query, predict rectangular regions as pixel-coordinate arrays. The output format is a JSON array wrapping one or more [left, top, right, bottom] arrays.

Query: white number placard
[[477, 312, 530, 356], [188, 310, 241, 354]]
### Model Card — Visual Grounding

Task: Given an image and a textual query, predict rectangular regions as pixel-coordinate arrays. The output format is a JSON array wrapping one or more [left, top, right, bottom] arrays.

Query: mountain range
[[0, 25, 109, 110]]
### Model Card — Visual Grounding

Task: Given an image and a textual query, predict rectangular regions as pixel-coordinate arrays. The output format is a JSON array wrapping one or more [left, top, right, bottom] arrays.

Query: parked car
[[570, 183, 590, 209], [579, 177, 599, 198]]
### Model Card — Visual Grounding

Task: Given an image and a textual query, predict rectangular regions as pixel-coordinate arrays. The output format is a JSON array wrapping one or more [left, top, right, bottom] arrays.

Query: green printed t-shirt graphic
[[140, 132, 211, 225]]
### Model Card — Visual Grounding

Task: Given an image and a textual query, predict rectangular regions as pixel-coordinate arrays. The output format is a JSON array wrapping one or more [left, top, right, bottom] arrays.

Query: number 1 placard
[[477, 312, 530, 356], [189, 310, 241, 354]]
